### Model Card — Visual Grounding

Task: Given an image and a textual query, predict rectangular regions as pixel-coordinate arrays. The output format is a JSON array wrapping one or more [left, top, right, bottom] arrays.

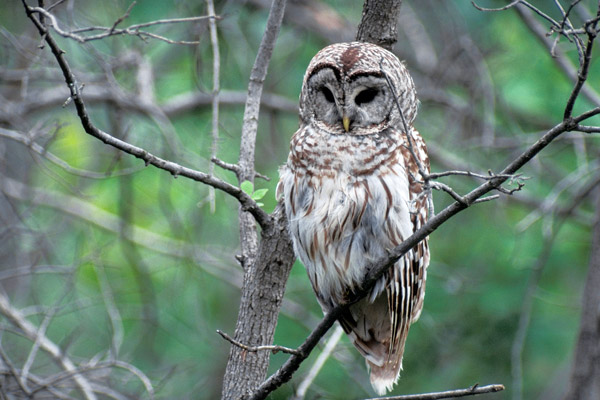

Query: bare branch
[[428, 169, 515, 181], [28, 5, 215, 45], [513, 3, 600, 108], [211, 157, 271, 181], [207, 0, 220, 213], [27, 360, 155, 398], [0, 86, 297, 125], [235, 0, 287, 258], [430, 182, 468, 205], [0, 174, 196, 260], [564, 14, 599, 119], [471, 0, 520, 12], [0, 292, 97, 400], [292, 326, 345, 400], [362, 383, 505, 400], [217, 330, 301, 355], [576, 124, 600, 133], [21, 2, 272, 229], [0, 127, 142, 178], [473, 1, 561, 31], [0, 346, 32, 397]]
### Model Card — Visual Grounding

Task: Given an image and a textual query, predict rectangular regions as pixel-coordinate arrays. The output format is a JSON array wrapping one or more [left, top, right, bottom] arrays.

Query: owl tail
[[367, 354, 404, 396], [339, 293, 409, 396]]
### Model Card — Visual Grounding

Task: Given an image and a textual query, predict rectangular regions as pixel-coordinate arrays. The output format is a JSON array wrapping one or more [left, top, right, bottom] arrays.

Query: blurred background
[[1, 0, 599, 399]]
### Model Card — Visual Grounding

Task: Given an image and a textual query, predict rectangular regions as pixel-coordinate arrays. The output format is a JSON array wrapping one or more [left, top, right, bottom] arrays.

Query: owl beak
[[342, 115, 351, 132]]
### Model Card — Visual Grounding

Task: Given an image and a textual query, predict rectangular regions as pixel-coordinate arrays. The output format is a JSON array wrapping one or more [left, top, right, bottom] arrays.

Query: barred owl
[[277, 42, 430, 395]]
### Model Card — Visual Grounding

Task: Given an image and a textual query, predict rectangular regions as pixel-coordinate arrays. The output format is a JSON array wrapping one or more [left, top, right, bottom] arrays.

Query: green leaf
[[240, 180, 254, 195], [252, 188, 268, 201]]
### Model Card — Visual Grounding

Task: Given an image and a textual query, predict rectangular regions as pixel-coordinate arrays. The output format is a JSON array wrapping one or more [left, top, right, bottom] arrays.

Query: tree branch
[[217, 330, 301, 355], [563, 7, 599, 119], [21, 1, 271, 230], [206, 0, 221, 213], [222, 0, 290, 397], [363, 383, 505, 400], [28, 5, 214, 44], [356, 0, 403, 49], [0, 292, 97, 400]]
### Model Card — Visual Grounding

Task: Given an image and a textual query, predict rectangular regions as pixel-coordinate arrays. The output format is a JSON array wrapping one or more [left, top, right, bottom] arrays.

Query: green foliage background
[[1, 1, 599, 399]]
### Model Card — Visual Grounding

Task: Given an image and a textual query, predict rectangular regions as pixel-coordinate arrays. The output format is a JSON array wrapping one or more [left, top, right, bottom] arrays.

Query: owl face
[[299, 42, 418, 136]]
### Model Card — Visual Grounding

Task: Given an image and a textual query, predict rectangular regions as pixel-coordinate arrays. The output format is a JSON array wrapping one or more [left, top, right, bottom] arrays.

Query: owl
[[277, 42, 430, 395]]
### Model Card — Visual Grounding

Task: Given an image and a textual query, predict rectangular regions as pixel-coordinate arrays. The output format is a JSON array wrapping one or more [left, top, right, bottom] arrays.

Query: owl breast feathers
[[277, 42, 431, 395]]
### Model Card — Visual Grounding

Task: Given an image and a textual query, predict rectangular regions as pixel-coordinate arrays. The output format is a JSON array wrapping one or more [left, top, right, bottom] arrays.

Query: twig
[[576, 124, 600, 133], [108, 1, 136, 34], [430, 182, 467, 205], [235, 0, 286, 259], [21, 1, 272, 230], [28, 6, 214, 45], [472, 0, 561, 32], [216, 330, 301, 355], [428, 170, 515, 180], [0, 345, 31, 397], [207, 0, 220, 213], [0, 127, 142, 178], [21, 303, 60, 391], [363, 383, 505, 400], [471, 0, 520, 12], [28, 360, 155, 398], [513, 3, 600, 107], [564, 13, 599, 119], [0, 291, 97, 400], [211, 157, 271, 181], [1, 86, 297, 125], [293, 326, 344, 400]]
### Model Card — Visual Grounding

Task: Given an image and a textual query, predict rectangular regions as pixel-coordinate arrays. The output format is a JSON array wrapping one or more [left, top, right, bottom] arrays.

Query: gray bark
[[221, 204, 295, 400], [563, 189, 600, 400], [221, 0, 289, 397], [356, 0, 403, 50]]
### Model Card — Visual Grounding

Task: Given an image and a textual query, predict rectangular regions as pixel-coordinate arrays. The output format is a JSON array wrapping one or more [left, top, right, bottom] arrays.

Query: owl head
[[299, 42, 418, 136]]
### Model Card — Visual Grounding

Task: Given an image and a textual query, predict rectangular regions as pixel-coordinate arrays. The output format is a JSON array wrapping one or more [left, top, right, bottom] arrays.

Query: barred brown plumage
[[277, 42, 431, 395]]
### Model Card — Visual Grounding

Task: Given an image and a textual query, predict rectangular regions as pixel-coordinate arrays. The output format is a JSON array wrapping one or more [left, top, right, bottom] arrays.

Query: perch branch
[[363, 383, 505, 400]]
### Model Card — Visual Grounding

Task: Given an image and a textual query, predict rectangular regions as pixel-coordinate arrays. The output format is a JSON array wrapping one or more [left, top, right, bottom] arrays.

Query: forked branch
[[21, 0, 271, 230]]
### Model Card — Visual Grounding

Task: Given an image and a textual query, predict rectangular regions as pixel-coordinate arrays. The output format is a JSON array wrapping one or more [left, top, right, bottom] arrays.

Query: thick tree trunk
[[221, 1, 404, 398], [563, 189, 600, 400], [356, 0, 403, 50], [221, 205, 295, 400]]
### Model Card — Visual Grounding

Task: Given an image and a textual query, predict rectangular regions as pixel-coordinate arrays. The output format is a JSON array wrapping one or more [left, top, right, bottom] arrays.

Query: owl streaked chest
[[279, 124, 419, 305], [288, 123, 403, 180]]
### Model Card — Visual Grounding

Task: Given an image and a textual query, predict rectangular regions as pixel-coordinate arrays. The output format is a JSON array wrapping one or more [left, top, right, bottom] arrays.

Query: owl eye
[[355, 88, 379, 105], [320, 87, 335, 103]]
